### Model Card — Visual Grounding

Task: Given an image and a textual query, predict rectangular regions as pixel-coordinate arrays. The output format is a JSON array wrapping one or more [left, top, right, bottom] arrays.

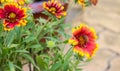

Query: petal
[[73, 46, 85, 56], [0, 8, 5, 18], [69, 38, 79, 45]]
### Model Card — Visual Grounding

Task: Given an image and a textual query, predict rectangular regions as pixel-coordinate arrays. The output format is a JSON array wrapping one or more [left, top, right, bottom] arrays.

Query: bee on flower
[[69, 24, 98, 59], [43, 0, 66, 18], [0, 3, 27, 31]]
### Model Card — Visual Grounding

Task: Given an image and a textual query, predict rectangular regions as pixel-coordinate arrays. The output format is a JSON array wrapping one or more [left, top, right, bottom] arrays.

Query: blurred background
[[65, 0, 120, 71]]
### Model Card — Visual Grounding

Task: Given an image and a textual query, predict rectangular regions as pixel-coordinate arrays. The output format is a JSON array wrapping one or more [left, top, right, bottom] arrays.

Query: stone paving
[[66, 0, 120, 71]]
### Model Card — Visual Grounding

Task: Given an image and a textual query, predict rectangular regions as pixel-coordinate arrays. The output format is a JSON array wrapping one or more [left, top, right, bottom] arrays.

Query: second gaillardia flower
[[43, 0, 66, 18], [69, 24, 98, 59]]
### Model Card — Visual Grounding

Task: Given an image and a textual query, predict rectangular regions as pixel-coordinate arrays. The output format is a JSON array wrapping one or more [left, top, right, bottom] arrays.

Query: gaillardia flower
[[0, 0, 25, 5], [69, 24, 98, 58], [77, 0, 86, 7], [0, 3, 27, 31], [0, 0, 13, 3], [77, 0, 97, 7], [43, 0, 66, 18], [15, 0, 26, 5]]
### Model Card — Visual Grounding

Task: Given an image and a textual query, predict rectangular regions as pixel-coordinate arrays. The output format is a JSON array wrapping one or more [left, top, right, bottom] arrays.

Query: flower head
[[43, 0, 66, 18], [69, 24, 98, 58], [0, 0, 26, 5], [0, 3, 27, 31], [77, 0, 98, 7], [78, 0, 86, 7], [0, 0, 14, 3], [14, 0, 25, 5]]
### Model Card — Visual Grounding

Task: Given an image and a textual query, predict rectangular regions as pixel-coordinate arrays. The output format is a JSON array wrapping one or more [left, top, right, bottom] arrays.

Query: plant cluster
[[0, 0, 98, 71]]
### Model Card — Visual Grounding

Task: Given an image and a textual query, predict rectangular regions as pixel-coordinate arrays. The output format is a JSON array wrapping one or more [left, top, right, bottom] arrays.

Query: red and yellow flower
[[78, 0, 86, 7], [43, 0, 66, 18], [0, 3, 27, 31], [69, 24, 98, 58], [77, 0, 98, 6], [0, 0, 26, 5], [15, 0, 26, 5]]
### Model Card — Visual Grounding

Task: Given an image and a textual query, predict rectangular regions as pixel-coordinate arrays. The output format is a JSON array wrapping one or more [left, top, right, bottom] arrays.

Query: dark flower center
[[6, 12, 17, 23], [78, 35, 89, 47]]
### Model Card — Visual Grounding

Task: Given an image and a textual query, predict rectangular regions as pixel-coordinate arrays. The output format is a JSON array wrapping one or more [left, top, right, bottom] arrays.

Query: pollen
[[8, 12, 16, 19], [50, 7, 56, 12]]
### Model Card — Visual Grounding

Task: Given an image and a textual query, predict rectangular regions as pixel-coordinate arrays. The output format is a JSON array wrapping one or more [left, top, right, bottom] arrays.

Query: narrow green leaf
[[21, 54, 40, 71], [15, 50, 29, 53], [37, 18, 47, 24], [21, 54, 35, 65], [14, 27, 21, 39], [64, 48, 73, 61], [76, 68, 82, 71], [9, 44, 19, 48], [75, 0, 78, 3], [49, 61, 62, 71], [14, 65, 22, 71], [63, 63, 69, 71], [36, 56, 47, 71], [30, 44, 41, 48], [23, 35, 36, 43], [5, 30, 15, 47], [8, 62, 15, 71]]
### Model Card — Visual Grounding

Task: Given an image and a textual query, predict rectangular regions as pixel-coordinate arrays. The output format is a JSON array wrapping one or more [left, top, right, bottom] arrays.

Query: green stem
[[64, 47, 72, 58]]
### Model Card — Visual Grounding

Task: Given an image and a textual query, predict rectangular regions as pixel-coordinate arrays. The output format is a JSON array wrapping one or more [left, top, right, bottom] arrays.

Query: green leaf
[[0, 43, 3, 54], [25, 16, 35, 30], [2, 47, 10, 56], [14, 65, 22, 71], [14, 27, 21, 39], [21, 54, 35, 65], [5, 30, 15, 47], [21, 54, 40, 71], [15, 50, 29, 53], [75, 0, 78, 3], [36, 56, 47, 71], [76, 68, 82, 71], [36, 26, 44, 37], [9, 44, 19, 48], [30, 44, 41, 48], [29, 44, 44, 53], [49, 61, 62, 71], [0, 21, 3, 33], [23, 35, 36, 43], [37, 18, 47, 24], [8, 62, 15, 71], [63, 63, 69, 71], [42, 10, 55, 19], [64, 48, 73, 61]]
